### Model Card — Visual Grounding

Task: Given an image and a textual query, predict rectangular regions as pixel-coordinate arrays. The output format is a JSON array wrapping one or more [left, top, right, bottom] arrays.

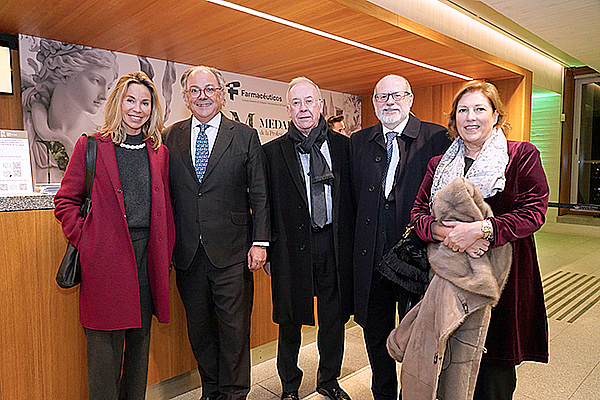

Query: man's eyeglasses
[[187, 86, 222, 98], [373, 91, 412, 103], [289, 97, 321, 109]]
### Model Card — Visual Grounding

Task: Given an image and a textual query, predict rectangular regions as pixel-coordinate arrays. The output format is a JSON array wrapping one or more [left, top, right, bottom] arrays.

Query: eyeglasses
[[187, 86, 222, 98], [373, 91, 412, 103], [289, 97, 320, 109]]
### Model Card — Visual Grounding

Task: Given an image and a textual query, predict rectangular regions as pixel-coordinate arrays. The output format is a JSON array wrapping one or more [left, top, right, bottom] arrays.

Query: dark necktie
[[382, 131, 397, 193], [311, 165, 327, 228], [194, 124, 209, 182]]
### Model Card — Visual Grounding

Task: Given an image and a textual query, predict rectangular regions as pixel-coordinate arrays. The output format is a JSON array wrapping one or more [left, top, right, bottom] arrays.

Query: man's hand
[[247, 245, 267, 272]]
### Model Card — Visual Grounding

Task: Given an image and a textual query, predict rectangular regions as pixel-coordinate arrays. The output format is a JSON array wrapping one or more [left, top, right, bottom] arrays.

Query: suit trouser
[[176, 244, 253, 400], [364, 271, 418, 400], [473, 363, 517, 400], [277, 227, 346, 393], [85, 235, 153, 400]]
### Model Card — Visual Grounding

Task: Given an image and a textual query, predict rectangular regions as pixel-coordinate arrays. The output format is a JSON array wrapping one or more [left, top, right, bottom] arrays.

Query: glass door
[[571, 75, 600, 205]]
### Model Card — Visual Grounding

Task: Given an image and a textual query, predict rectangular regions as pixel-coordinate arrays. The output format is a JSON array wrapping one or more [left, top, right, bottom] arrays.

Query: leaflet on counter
[[0, 130, 34, 195]]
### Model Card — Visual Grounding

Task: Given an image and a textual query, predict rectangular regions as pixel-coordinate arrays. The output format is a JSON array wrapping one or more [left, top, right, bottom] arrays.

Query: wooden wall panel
[[0, 211, 43, 399], [0, 209, 281, 398], [147, 274, 197, 386], [411, 81, 466, 127], [35, 210, 88, 399], [411, 76, 531, 141], [361, 95, 378, 130], [493, 75, 532, 141], [250, 269, 279, 348]]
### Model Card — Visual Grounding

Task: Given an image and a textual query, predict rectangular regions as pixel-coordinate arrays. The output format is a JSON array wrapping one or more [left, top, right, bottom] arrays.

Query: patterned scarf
[[430, 128, 508, 207]]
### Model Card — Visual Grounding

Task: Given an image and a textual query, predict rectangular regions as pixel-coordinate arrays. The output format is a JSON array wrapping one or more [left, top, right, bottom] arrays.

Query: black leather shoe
[[317, 386, 351, 400], [281, 391, 299, 400], [200, 395, 222, 400]]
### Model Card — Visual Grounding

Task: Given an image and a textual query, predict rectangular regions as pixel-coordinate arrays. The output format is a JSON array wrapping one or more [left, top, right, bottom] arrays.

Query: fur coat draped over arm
[[387, 178, 513, 400]]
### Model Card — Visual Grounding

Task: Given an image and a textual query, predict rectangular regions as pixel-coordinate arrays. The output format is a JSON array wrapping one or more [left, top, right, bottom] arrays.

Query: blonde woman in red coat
[[54, 71, 175, 400]]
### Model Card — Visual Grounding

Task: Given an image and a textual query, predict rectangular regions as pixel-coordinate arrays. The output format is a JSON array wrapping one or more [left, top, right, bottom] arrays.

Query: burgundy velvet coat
[[411, 140, 549, 366], [54, 133, 176, 330]]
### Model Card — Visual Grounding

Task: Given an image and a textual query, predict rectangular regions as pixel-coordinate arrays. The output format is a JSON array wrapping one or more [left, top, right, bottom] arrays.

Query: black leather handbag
[[376, 215, 430, 296], [56, 134, 96, 289]]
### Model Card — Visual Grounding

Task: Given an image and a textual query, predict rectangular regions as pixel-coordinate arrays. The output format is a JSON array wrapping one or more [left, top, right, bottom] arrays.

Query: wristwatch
[[481, 219, 493, 240]]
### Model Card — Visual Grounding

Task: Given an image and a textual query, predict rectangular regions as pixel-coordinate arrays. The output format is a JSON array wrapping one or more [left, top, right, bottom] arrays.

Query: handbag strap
[[403, 214, 426, 239], [83, 133, 97, 198]]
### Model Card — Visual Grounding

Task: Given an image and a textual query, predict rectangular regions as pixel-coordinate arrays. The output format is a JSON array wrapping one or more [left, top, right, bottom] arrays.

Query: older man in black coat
[[263, 77, 354, 400], [350, 75, 451, 400]]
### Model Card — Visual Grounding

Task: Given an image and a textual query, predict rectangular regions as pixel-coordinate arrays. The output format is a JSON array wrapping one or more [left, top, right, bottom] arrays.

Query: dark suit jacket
[[350, 114, 450, 326], [163, 113, 270, 270], [263, 129, 355, 325]]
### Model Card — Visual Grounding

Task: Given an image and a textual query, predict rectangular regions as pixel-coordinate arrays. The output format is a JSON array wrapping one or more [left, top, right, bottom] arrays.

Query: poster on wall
[[0, 130, 34, 195], [19, 35, 361, 184]]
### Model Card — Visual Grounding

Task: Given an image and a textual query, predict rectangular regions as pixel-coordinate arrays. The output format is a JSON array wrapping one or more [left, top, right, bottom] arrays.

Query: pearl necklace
[[119, 142, 146, 150]]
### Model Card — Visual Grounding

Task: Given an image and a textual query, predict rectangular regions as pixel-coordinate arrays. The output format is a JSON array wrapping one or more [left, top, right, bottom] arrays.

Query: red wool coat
[[54, 133, 175, 330]]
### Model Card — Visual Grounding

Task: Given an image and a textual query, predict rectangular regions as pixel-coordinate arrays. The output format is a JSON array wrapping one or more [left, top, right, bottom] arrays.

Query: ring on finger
[[476, 249, 484, 256]]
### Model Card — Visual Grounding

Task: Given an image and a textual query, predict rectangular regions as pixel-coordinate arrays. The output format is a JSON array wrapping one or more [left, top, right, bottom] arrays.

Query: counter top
[[0, 193, 55, 212]]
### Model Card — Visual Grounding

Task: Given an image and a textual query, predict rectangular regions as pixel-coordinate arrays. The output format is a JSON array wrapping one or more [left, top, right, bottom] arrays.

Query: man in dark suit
[[263, 77, 354, 400], [350, 75, 451, 400], [163, 66, 270, 400]]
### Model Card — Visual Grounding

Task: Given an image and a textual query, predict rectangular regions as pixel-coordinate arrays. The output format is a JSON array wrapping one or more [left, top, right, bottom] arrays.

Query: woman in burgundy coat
[[409, 81, 549, 400], [54, 71, 175, 400]]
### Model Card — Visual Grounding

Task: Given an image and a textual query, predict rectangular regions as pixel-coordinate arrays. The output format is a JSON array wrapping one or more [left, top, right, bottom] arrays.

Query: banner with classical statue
[[19, 34, 361, 184]]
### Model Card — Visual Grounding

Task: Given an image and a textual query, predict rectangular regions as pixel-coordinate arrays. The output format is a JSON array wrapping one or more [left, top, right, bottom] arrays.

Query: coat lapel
[[280, 133, 309, 206], [96, 136, 126, 214], [391, 114, 420, 193], [203, 113, 234, 183], [369, 122, 386, 151], [327, 130, 342, 219], [175, 117, 197, 182]]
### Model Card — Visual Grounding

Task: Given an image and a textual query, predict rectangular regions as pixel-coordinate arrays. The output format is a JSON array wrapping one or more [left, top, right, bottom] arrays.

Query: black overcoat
[[350, 114, 450, 326], [263, 129, 355, 325]]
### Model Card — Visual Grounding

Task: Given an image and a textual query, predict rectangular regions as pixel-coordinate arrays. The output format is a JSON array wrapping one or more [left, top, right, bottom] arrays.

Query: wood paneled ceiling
[[0, 0, 526, 97]]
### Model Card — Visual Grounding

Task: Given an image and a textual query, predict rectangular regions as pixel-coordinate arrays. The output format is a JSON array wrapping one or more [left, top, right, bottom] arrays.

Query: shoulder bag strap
[[403, 214, 426, 239], [84, 133, 97, 198]]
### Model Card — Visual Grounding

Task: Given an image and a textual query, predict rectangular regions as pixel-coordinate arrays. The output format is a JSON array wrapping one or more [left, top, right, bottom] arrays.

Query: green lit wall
[[531, 89, 562, 221]]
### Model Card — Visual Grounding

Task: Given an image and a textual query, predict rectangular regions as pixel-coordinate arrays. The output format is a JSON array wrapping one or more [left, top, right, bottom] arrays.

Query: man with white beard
[[350, 75, 451, 400]]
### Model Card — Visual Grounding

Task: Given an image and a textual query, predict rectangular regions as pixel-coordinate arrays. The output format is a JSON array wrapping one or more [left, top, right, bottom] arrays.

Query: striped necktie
[[382, 130, 397, 193]]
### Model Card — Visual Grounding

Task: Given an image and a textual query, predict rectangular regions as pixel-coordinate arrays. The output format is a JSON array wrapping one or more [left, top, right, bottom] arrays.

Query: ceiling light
[[206, 0, 473, 81]]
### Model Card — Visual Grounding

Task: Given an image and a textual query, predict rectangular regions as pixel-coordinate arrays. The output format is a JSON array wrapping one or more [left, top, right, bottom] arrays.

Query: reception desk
[[0, 196, 279, 399]]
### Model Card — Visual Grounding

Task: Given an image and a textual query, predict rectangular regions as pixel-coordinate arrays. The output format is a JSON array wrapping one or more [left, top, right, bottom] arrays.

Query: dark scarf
[[289, 116, 334, 186], [289, 116, 334, 228]]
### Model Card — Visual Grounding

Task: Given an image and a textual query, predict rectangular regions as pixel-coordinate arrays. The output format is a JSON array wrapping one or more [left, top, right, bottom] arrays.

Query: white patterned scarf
[[430, 128, 508, 207]]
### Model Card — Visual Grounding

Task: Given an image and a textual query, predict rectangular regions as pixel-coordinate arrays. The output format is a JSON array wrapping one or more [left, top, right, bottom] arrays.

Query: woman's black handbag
[[55, 134, 96, 289], [376, 215, 430, 296]]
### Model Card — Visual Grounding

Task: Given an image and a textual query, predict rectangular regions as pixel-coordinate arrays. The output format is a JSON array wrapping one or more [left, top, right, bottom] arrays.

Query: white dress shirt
[[299, 140, 333, 225], [190, 113, 221, 166], [190, 113, 268, 247], [382, 117, 409, 198]]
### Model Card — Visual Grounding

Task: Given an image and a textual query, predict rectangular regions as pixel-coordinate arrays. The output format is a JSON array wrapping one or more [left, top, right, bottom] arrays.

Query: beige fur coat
[[387, 178, 513, 400]]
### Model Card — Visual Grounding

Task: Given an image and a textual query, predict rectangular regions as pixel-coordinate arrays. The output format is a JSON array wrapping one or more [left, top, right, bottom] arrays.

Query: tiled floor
[[168, 221, 600, 400]]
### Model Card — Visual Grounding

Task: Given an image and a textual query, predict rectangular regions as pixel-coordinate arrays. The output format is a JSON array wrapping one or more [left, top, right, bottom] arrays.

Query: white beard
[[376, 107, 409, 128]]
